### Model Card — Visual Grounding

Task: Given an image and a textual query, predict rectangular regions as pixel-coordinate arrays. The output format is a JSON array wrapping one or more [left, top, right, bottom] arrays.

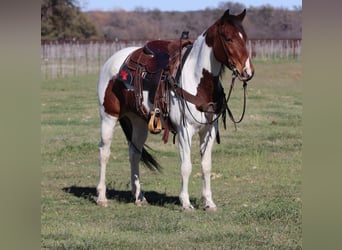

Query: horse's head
[[205, 9, 254, 82]]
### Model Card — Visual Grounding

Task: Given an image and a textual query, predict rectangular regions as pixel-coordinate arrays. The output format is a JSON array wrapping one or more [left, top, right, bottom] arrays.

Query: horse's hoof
[[204, 206, 217, 212], [182, 205, 195, 212], [135, 198, 148, 207], [97, 199, 108, 207]]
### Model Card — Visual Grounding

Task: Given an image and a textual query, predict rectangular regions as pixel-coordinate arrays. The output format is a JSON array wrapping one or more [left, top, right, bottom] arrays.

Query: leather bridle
[[218, 24, 236, 73], [218, 24, 248, 129]]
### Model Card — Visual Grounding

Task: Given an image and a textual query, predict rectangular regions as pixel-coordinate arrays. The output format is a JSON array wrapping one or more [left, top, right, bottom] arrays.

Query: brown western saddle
[[117, 35, 193, 140]]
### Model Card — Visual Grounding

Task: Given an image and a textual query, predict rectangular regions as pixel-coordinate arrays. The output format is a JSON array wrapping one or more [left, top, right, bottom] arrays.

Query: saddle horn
[[180, 31, 189, 39]]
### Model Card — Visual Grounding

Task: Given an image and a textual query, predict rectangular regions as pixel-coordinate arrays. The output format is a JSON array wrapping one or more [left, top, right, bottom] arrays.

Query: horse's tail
[[119, 116, 162, 172]]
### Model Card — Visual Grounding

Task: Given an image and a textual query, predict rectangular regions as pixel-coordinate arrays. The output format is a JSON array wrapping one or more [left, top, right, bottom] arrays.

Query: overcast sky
[[80, 0, 302, 12]]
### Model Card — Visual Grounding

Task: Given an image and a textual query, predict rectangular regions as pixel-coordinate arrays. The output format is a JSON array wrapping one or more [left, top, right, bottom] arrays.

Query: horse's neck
[[181, 34, 222, 94]]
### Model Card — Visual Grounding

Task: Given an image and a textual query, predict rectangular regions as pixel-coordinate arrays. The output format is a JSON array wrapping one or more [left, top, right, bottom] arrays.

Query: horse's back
[[98, 46, 140, 106]]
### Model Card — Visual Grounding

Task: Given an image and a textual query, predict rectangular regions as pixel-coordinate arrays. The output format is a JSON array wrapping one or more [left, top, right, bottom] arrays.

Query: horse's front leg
[[199, 125, 217, 211], [178, 127, 195, 211], [128, 115, 149, 206], [97, 113, 118, 207]]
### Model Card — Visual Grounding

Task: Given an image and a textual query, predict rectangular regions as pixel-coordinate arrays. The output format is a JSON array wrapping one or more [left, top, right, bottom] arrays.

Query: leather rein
[[225, 74, 248, 130], [171, 56, 247, 129]]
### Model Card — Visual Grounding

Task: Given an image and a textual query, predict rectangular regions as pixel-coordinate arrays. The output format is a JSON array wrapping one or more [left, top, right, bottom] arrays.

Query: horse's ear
[[205, 23, 217, 47], [222, 9, 230, 19], [220, 9, 230, 24], [236, 9, 246, 22]]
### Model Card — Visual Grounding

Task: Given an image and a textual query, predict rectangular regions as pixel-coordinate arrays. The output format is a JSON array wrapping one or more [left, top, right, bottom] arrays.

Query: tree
[[41, 0, 100, 40], [84, 3, 302, 40]]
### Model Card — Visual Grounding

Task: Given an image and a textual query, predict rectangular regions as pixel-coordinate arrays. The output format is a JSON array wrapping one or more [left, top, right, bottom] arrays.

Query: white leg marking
[[128, 115, 149, 206], [244, 57, 252, 76], [133, 175, 143, 206]]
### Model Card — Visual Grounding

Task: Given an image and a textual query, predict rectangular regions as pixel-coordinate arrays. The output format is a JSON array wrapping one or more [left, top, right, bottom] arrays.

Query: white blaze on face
[[244, 57, 252, 76]]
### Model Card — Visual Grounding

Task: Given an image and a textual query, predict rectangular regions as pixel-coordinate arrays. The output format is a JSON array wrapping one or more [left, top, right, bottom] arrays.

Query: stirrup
[[148, 108, 162, 134]]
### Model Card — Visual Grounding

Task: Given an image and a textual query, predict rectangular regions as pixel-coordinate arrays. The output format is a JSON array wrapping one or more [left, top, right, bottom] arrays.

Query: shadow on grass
[[62, 186, 181, 207]]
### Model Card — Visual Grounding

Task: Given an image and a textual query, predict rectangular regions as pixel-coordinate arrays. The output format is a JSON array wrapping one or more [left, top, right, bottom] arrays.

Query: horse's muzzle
[[234, 68, 254, 82], [241, 69, 254, 82]]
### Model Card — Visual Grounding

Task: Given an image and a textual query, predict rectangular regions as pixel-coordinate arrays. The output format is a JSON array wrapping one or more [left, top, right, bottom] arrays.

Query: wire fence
[[41, 39, 301, 79]]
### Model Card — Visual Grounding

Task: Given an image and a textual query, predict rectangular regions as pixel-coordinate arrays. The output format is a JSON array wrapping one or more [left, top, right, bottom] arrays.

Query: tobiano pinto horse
[[96, 9, 254, 211]]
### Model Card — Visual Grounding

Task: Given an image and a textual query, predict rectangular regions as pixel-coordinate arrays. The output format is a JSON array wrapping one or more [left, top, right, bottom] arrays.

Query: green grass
[[41, 60, 302, 249]]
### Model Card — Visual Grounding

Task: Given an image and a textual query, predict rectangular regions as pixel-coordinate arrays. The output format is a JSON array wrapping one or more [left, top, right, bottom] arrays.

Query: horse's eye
[[224, 37, 233, 42]]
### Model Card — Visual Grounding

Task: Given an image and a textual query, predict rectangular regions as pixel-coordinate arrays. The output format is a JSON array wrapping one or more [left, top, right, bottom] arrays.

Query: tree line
[[41, 0, 99, 40], [41, 0, 302, 41]]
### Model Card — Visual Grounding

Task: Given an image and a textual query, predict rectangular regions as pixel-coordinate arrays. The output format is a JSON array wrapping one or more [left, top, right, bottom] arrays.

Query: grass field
[[41, 60, 302, 249]]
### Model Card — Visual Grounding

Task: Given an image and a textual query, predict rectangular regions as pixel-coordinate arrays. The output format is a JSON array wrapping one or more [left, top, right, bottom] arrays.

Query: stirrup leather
[[148, 108, 162, 134]]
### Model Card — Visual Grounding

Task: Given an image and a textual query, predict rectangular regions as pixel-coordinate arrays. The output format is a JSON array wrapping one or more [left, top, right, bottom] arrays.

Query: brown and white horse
[[96, 9, 254, 211]]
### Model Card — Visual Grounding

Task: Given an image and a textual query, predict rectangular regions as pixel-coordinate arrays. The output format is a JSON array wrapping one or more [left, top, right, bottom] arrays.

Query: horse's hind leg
[[199, 125, 217, 211], [96, 113, 117, 207], [127, 115, 149, 206]]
